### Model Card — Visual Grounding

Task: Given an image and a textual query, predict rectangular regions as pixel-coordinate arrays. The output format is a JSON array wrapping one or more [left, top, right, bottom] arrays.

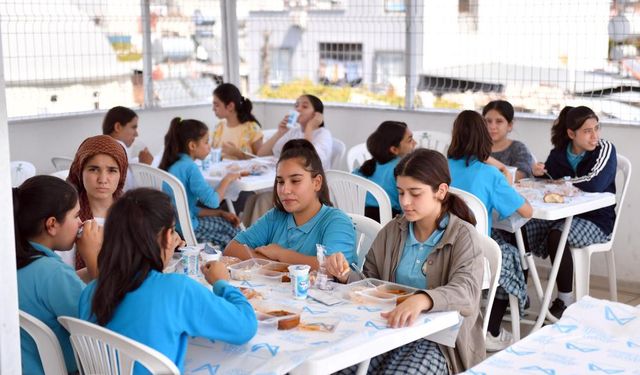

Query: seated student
[[225, 139, 357, 268], [447, 110, 533, 351], [354, 121, 416, 222], [527, 105, 617, 318], [79, 188, 257, 374], [159, 117, 242, 247], [66, 135, 128, 270], [325, 149, 485, 374], [14, 176, 101, 375], [483, 100, 534, 181], [211, 83, 263, 160]]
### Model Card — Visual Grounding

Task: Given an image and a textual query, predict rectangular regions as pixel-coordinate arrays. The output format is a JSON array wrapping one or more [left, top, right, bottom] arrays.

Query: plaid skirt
[[491, 229, 528, 314], [194, 216, 241, 248], [336, 339, 449, 375], [523, 217, 611, 259]]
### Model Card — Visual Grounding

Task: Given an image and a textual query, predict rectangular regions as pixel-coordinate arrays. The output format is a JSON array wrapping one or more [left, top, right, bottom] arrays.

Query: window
[[269, 48, 292, 85], [318, 42, 363, 86], [384, 0, 405, 12], [373, 52, 404, 86], [458, 0, 478, 33]]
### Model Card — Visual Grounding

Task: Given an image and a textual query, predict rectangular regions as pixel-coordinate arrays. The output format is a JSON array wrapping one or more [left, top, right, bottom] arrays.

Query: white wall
[[8, 102, 639, 289]]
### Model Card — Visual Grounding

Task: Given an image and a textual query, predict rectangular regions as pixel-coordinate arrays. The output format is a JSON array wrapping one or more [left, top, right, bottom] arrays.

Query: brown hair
[[447, 110, 492, 166], [273, 139, 332, 211], [395, 149, 476, 227]]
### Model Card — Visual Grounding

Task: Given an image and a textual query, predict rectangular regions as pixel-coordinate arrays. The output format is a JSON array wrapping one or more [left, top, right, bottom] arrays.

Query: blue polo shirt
[[18, 242, 84, 375], [396, 215, 448, 289], [448, 157, 525, 233], [566, 144, 586, 172], [167, 153, 221, 231], [233, 205, 357, 264], [79, 272, 257, 375], [353, 158, 401, 211]]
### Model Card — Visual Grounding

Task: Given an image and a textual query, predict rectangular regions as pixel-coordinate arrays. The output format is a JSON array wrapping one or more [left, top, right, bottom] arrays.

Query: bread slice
[[543, 193, 564, 203]]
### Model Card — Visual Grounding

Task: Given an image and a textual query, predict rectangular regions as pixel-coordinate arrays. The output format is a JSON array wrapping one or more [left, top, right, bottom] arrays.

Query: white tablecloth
[[202, 157, 276, 201], [185, 280, 461, 375], [465, 296, 640, 374]]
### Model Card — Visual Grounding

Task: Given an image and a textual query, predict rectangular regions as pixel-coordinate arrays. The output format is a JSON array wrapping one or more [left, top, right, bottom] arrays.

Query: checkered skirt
[[523, 217, 612, 258], [194, 216, 241, 248], [491, 229, 528, 314]]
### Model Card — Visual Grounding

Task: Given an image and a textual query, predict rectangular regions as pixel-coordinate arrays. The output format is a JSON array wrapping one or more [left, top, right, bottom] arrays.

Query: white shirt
[[272, 126, 333, 170], [56, 217, 105, 268]]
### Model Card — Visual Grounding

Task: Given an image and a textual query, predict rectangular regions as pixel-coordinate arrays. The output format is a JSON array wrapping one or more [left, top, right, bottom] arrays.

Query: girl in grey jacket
[[326, 149, 485, 374]]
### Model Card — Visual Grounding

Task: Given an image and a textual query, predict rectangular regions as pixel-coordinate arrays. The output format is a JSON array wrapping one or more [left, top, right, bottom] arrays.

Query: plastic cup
[[288, 265, 311, 299], [210, 148, 222, 163], [180, 246, 200, 277], [506, 166, 517, 185], [287, 111, 299, 128]]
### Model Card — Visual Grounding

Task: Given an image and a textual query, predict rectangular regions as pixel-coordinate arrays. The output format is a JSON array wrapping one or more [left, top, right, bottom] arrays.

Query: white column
[[0, 19, 22, 374], [220, 0, 240, 86], [404, 0, 423, 109], [141, 0, 154, 107]]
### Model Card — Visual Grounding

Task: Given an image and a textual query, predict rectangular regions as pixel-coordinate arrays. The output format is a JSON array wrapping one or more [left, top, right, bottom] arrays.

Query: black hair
[[482, 100, 514, 123], [273, 139, 332, 211], [447, 110, 492, 166], [91, 188, 175, 326], [301, 94, 325, 127], [213, 83, 261, 126], [395, 149, 476, 227], [13, 176, 78, 269], [102, 106, 138, 135], [551, 106, 599, 150], [359, 121, 408, 177], [159, 117, 209, 170]]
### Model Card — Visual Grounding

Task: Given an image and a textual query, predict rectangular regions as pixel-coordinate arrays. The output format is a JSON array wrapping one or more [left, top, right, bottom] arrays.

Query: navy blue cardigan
[[544, 139, 617, 234]]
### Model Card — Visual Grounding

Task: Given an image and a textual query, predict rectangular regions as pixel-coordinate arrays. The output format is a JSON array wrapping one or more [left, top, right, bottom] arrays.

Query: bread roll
[[543, 193, 564, 203]]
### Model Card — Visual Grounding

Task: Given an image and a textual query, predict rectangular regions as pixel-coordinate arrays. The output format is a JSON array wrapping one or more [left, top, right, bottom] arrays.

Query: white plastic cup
[[180, 246, 200, 277], [287, 111, 299, 128], [288, 264, 311, 299], [210, 148, 222, 163], [506, 166, 517, 185]]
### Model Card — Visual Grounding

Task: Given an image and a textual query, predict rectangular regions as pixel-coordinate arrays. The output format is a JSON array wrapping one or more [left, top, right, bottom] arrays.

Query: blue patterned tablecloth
[[465, 296, 640, 375]]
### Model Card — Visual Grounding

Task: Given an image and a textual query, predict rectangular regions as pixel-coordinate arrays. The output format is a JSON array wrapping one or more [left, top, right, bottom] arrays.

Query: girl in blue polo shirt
[[14, 175, 101, 375], [528, 105, 617, 318], [159, 117, 242, 247], [225, 139, 357, 268], [354, 121, 416, 222], [79, 188, 257, 375], [447, 110, 533, 351]]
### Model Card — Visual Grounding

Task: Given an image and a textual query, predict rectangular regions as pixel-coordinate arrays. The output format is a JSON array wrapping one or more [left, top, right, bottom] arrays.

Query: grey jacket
[[347, 213, 485, 373]]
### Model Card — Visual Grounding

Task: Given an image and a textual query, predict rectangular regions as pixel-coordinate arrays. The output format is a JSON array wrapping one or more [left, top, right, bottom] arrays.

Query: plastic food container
[[253, 302, 302, 330], [254, 269, 289, 283], [341, 279, 417, 305], [228, 259, 270, 281]]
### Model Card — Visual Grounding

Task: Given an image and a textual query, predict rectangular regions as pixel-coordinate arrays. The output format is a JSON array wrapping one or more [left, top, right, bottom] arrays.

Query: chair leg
[[508, 295, 520, 341], [605, 251, 618, 302], [571, 248, 591, 301], [355, 359, 371, 375]]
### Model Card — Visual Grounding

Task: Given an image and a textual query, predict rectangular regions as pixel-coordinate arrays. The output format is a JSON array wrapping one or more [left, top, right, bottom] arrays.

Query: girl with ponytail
[[355, 121, 416, 222], [212, 83, 263, 160], [324, 149, 484, 373], [159, 117, 242, 247], [14, 175, 101, 375]]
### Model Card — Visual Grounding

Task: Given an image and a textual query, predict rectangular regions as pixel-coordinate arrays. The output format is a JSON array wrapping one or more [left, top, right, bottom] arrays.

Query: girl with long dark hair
[[79, 188, 257, 374], [325, 149, 485, 374], [225, 139, 356, 268]]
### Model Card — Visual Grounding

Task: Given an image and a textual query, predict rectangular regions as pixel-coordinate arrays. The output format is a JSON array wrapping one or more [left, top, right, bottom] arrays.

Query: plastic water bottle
[[315, 244, 330, 290]]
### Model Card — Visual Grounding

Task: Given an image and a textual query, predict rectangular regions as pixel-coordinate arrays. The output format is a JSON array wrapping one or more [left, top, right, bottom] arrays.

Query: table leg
[[532, 216, 573, 332], [515, 229, 543, 303], [225, 198, 246, 230], [355, 359, 371, 375]]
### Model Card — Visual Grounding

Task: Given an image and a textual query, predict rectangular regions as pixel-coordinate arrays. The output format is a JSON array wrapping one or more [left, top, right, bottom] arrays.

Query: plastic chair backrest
[[50, 169, 70, 180], [11, 161, 36, 187], [19, 311, 68, 375], [58, 316, 180, 375], [346, 143, 372, 172], [477, 235, 502, 338], [51, 156, 74, 172], [449, 187, 489, 235], [128, 163, 198, 246], [325, 170, 394, 226], [414, 130, 451, 155], [331, 138, 346, 170], [347, 213, 383, 269], [609, 154, 632, 243]]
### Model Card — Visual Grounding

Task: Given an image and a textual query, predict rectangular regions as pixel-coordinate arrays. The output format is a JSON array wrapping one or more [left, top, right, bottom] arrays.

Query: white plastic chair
[[11, 161, 36, 187], [571, 153, 631, 302], [19, 311, 68, 375], [347, 213, 383, 269], [51, 156, 74, 172], [50, 169, 70, 180], [414, 130, 451, 155], [129, 163, 198, 246], [58, 316, 180, 375], [325, 170, 393, 226], [478, 234, 502, 340], [331, 138, 346, 170], [346, 143, 372, 172], [449, 187, 488, 235]]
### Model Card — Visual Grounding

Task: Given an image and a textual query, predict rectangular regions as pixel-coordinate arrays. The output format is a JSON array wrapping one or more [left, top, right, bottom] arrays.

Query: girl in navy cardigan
[[529, 105, 617, 317]]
